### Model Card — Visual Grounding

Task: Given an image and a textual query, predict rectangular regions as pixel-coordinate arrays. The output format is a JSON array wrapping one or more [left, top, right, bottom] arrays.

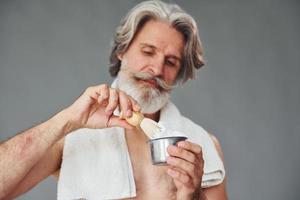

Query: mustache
[[133, 71, 176, 91]]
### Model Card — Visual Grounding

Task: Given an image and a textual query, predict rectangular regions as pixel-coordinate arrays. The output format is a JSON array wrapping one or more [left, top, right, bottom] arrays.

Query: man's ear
[[117, 53, 123, 61]]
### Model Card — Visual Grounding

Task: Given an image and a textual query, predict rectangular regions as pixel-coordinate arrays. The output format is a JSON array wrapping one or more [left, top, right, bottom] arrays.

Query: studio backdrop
[[0, 0, 299, 199]]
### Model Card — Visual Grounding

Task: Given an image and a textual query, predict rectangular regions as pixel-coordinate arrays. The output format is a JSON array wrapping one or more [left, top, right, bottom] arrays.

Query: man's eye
[[142, 50, 154, 56], [166, 60, 176, 66]]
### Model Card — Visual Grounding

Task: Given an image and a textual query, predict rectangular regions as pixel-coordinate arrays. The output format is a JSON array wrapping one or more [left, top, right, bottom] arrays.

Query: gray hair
[[109, 0, 205, 83]]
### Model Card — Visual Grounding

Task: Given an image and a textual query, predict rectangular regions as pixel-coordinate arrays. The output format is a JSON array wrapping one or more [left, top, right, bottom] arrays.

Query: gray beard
[[116, 73, 170, 114]]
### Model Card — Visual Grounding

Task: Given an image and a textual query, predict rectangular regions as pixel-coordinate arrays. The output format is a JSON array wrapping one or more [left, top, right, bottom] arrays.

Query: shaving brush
[[119, 111, 161, 139]]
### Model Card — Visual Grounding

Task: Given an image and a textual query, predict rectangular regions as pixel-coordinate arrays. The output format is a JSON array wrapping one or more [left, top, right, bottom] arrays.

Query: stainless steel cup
[[147, 136, 188, 165]]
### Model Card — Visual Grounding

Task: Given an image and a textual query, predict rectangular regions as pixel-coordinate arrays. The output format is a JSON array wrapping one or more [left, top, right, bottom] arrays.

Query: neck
[[144, 110, 160, 122]]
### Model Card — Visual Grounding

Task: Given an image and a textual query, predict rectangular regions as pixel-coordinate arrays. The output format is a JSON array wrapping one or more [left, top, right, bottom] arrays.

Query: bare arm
[[0, 111, 70, 199], [202, 134, 228, 200], [3, 138, 65, 200], [0, 84, 140, 199]]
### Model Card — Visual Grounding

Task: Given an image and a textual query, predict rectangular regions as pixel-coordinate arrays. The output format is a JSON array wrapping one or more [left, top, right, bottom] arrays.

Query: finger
[[107, 116, 134, 130], [167, 168, 190, 184], [105, 89, 119, 116], [119, 90, 132, 118], [83, 86, 99, 101], [85, 84, 106, 100], [177, 141, 202, 155], [169, 165, 189, 176], [97, 84, 109, 105], [129, 97, 141, 112], [167, 156, 195, 177], [167, 145, 197, 164]]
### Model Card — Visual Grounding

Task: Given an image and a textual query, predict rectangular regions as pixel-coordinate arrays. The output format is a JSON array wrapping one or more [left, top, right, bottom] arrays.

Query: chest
[[125, 130, 176, 199]]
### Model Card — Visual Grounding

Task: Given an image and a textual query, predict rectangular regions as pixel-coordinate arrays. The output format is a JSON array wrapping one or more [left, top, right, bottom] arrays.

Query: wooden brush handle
[[119, 111, 144, 127]]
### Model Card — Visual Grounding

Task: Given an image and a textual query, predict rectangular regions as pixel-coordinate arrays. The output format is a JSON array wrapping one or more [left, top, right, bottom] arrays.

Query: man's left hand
[[167, 141, 204, 200]]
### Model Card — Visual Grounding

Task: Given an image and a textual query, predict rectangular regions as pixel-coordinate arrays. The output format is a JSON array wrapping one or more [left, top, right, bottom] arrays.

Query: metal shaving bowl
[[147, 136, 188, 165]]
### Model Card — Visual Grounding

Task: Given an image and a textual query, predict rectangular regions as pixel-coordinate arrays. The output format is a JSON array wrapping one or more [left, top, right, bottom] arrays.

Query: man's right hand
[[63, 84, 140, 133], [1, 83, 141, 199]]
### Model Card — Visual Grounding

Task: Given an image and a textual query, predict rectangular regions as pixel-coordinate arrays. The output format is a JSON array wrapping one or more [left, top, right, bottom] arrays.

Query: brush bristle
[[140, 118, 161, 139]]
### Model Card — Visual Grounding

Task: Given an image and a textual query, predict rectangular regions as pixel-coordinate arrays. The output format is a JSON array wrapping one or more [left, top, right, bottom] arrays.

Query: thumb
[[107, 115, 134, 130]]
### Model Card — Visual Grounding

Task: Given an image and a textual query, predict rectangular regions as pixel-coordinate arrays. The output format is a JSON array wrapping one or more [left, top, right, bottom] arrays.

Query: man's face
[[117, 20, 185, 114]]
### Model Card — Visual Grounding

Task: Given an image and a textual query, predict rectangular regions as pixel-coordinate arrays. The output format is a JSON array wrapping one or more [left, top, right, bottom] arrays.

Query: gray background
[[0, 0, 299, 199]]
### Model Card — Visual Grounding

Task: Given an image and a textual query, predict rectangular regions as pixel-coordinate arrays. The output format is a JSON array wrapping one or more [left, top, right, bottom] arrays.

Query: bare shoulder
[[203, 133, 228, 199], [208, 133, 224, 161]]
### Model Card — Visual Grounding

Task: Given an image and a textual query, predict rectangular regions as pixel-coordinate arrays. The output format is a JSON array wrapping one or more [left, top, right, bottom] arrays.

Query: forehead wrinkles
[[135, 20, 184, 56]]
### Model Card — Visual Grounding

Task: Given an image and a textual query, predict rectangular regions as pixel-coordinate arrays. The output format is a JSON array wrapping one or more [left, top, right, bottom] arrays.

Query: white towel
[[57, 102, 225, 199], [159, 102, 226, 188], [57, 83, 225, 199], [57, 127, 136, 200]]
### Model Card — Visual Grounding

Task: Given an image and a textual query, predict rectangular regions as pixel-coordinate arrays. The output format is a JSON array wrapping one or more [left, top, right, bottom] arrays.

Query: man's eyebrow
[[140, 43, 156, 49]]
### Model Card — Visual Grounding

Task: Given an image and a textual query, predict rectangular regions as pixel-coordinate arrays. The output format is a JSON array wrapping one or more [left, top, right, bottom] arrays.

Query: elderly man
[[1, 1, 227, 199]]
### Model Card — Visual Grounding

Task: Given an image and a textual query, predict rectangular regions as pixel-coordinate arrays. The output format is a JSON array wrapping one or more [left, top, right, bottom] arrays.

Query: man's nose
[[149, 56, 164, 76]]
